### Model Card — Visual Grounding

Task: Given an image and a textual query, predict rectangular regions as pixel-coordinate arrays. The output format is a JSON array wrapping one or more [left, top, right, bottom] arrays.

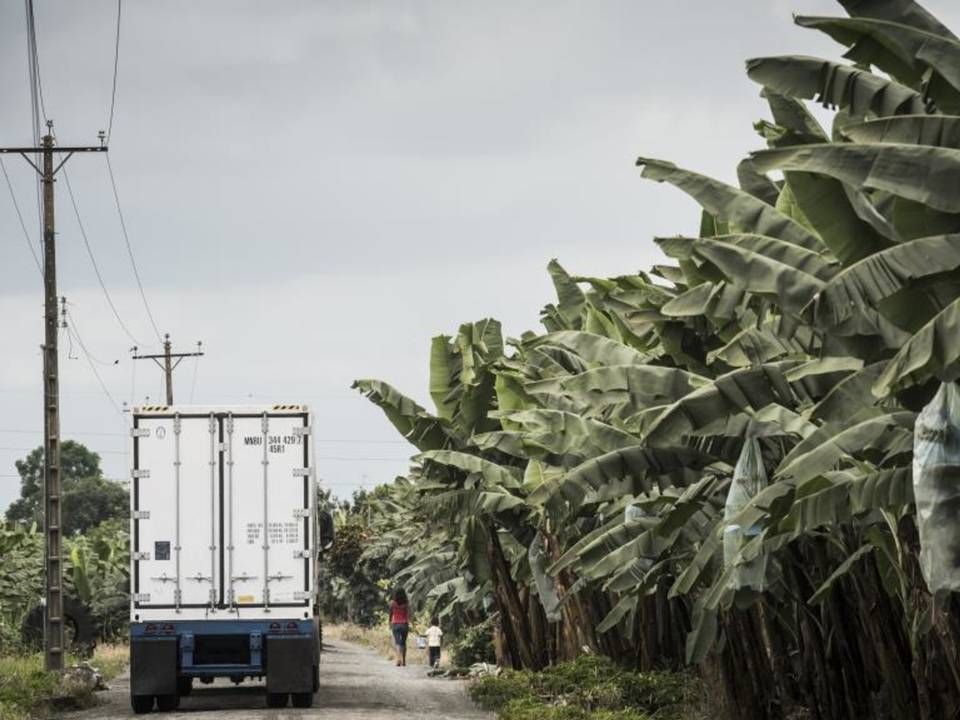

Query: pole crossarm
[[133, 335, 204, 405], [0, 146, 107, 178], [0, 145, 108, 153], [132, 351, 204, 360]]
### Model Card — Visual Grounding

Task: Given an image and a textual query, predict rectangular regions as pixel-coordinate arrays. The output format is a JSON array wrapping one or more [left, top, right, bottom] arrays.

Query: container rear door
[[133, 415, 221, 609], [224, 413, 311, 611]]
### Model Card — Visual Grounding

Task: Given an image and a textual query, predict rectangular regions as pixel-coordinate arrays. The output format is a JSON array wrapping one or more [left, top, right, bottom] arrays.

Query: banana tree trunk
[[487, 523, 539, 669]]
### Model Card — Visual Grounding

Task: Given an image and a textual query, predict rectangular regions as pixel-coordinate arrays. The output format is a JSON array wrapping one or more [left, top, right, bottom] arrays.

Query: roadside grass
[[468, 654, 708, 720], [325, 623, 450, 667], [0, 644, 128, 719]]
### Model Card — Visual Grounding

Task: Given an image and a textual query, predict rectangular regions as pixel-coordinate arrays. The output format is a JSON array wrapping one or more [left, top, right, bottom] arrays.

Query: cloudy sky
[[2, 0, 958, 510]]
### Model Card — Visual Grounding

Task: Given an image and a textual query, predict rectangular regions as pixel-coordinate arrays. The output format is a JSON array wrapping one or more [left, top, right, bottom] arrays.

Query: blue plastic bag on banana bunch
[[528, 531, 562, 622], [723, 438, 769, 591], [914, 382, 960, 594]]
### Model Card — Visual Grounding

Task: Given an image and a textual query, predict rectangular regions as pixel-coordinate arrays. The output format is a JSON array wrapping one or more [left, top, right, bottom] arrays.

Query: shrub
[[470, 671, 537, 710], [468, 654, 691, 719], [451, 619, 497, 667]]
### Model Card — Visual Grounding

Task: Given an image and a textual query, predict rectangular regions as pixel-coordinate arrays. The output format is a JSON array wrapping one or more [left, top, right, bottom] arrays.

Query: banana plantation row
[[354, 2, 960, 719]]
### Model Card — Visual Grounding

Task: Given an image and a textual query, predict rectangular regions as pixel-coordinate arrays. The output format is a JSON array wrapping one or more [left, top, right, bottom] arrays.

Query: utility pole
[[0, 122, 107, 671], [133, 335, 203, 405]]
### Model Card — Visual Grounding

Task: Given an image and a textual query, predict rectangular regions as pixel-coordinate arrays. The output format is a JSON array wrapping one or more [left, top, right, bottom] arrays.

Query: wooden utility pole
[[133, 335, 203, 405], [0, 122, 107, 671]]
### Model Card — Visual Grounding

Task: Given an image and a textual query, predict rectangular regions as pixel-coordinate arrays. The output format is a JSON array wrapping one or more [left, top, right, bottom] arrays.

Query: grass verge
[[0, 644, 128, 719], [325, 623, 450, 667], [468, 654, 707, 720]]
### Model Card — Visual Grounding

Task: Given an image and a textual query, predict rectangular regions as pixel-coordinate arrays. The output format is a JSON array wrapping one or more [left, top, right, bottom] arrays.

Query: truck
[[128, 404, 323, 713]]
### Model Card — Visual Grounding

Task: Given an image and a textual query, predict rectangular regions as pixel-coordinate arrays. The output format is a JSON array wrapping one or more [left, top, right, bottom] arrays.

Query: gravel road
[[63, 640, 493, 720]]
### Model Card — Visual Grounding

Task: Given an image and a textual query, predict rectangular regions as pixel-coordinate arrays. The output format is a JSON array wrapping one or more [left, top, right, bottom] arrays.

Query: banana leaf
[[746, 55, 928, 117], [873, 295, 960, 395], [751, 143, 960, 214], [636, 157, 823, 251], [813, 234, 960, 327], [843, 114, 960, 147]]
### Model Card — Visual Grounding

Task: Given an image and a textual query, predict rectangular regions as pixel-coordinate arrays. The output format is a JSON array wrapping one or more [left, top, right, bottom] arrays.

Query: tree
[[355, 1, 960, 717], [5, 441, 128, 535]]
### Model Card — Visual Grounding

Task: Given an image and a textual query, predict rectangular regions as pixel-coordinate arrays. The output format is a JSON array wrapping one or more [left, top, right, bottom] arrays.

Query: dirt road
[[63, 640, 493, 720]]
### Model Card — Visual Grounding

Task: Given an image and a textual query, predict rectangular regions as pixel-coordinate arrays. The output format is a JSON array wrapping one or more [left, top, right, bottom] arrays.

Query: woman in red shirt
[[389, 588, 410, 666]]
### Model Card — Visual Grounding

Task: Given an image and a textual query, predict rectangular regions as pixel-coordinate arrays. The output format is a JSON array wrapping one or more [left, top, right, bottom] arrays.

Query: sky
[[2, 0, 959, 511]]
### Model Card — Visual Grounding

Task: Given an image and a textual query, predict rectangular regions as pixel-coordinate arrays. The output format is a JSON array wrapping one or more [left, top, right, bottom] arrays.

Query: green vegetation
[[6, 441, 127, 536], [351, 2, 960, 719], [469, 655, 694, 720], [1, 441, 130, 653], [0, 645, 126, 719], [319, 488, 392, 626]]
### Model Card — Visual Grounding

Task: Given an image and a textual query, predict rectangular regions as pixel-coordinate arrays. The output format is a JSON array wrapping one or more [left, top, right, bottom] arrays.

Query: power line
[[105, 155, 163, 345], [62, 304, 118, 367], [0, 445, 125, 455], [189, 352, 200, 402], [0, 429, 125, 437], [25, 0, 45, 248], [63, 309, 124, 416], [0, 155, 42, 274], [25, 0, 48, 123], [62, 167, 141, 345], [316, 456, 412, 462], [106, 0, 122, 143]]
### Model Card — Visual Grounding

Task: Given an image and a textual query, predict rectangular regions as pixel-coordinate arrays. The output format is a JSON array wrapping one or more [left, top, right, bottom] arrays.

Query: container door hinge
[[133, 593, 151, 603], [131, 510, 150, 520], [131, 469, 150, 479], [293, 590, 314, 602], [292, 508, 310, 519], [130, 427, 151, 438], [292, 425, 311, 437], [292, 467, 314, 478], [132, 552, 151, 561], [292, 549, 311, 559]]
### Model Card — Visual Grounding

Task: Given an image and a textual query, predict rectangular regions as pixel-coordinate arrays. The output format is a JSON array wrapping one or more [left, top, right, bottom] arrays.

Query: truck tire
[[312, 664, 319, 692], [21, 597, 96, 656], [131, 695, 154, 714], [266, 692, 288, 708], [292, 692, 313, 708], [177, 677, 193, 696], [156, 694, 179, 712]]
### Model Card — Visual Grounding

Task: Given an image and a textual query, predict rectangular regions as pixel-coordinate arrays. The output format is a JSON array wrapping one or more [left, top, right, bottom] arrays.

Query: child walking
[[425, 616, 443, 668]]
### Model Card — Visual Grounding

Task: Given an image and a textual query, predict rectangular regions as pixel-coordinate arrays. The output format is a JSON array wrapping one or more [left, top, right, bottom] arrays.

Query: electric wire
[[63, 304, 119, 367], [0, 156, 42, 275], [0, 428, 124, 437], [62, 167, 141, 345], [189, 353, 200, 402], [25, 0, 48, 123], [64, 309, 124, 415], [25, 0, 45, 245], [106, 0, 121, 143], [105, 154, 164, 345]]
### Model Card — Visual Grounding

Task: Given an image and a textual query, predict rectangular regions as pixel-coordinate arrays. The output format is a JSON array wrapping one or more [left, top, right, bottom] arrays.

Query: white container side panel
[[225, 415, 311, 609], [134, 416, 220, 609]]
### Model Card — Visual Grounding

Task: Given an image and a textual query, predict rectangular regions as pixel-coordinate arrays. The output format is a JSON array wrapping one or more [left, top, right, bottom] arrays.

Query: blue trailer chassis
[[129, 618, 319, 713]]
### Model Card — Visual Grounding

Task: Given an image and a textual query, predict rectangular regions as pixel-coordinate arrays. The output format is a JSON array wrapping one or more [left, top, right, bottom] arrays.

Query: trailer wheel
[[312, 664, 319, 692], [177, 677, 193, 696], [292, 692, 313, 708], [21, 597, 97, 656], [266, 692, 288, 708], [156, 694, 179, 712], [131, 695, 154, 714]]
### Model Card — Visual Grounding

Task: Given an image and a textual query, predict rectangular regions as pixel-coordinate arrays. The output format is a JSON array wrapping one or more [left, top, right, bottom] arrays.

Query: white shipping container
[[130, 405, 315, 623]]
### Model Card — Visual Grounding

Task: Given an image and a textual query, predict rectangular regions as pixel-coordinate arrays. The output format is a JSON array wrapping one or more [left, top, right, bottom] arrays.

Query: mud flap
[[131, 637, 178, 696], [266, 635, 315, 693]]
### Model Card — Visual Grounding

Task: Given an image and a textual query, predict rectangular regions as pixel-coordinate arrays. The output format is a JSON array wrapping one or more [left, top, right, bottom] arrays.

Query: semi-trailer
[[127, 404, 320, 713]]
